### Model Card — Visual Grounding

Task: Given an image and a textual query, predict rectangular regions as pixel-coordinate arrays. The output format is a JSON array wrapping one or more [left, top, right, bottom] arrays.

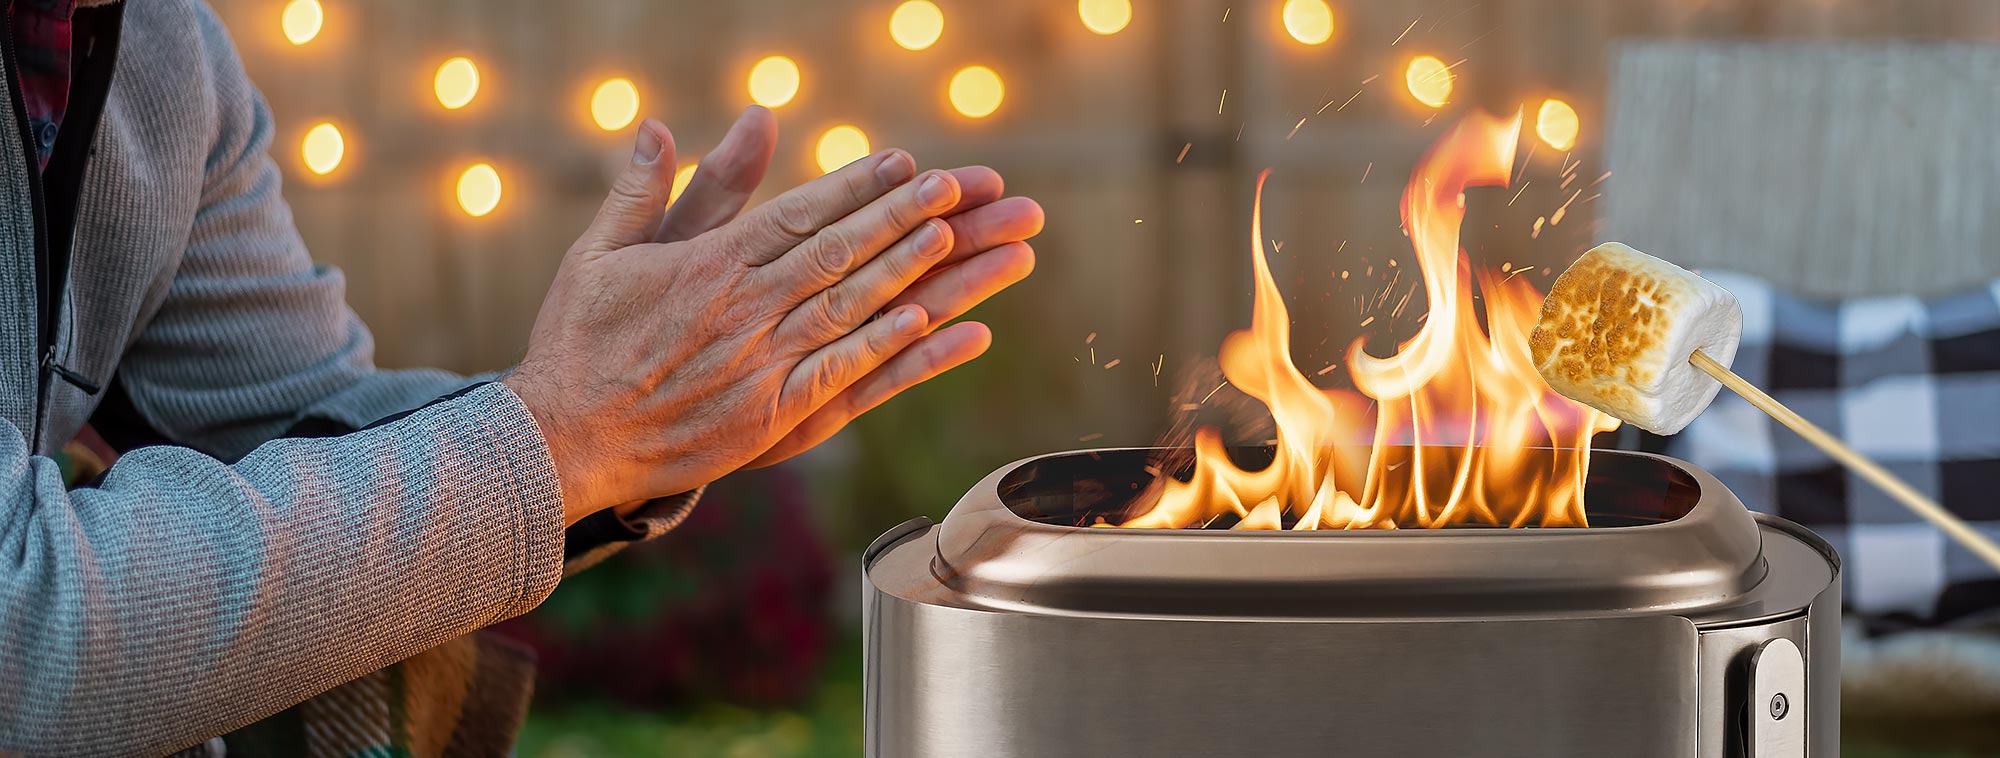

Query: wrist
[[500, 373, 603, 525]]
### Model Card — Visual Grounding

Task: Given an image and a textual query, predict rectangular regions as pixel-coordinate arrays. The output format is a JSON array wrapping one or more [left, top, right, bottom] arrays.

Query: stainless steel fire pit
[[862, 447, 1839, 758]]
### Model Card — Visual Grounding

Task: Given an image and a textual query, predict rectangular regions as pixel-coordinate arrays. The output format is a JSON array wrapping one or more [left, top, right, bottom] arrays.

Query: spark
[[1316, 363, 1340, 376], [1360, 74, 1380, 84], [1391, 16, 1420, 45], [1086, 332, 1096, 344], [1221, 7, 1229, 22], [1515, 140, 1538, 180], [1550, 187, 1583, 224], [1176, 143, 1192, 163], [1134, 218, 1145, 224], [1336, 240, 1347, 253], [1199, 381, 1230, 404], [1460, 27, 1498, 50], [1154, 354, 1164, 385], [1079, 433, 1105, 442], [1360, 162, 1373, 183], [1360, 316, 1377, 327], [1330, 88, 1364, 112], [1179, 403, 1202, 411], [1104, 359, 1122, 369], [1235, 123, 1245, 141], [1428, 3, 1478, 32], [1339, 270, 1350, 279], [1218, 89, 1227, 114], [1286, 117, 1308, 140], [1560, 172, 1576, 190], [1506, 180, 1530, 206], [1581, 192, 1601, 204], [1588, 170, 1612, 188], [1532, 216, 1545, 239]]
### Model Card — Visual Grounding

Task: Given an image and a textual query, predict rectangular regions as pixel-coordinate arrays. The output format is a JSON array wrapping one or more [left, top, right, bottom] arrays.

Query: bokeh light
[[456, 163, 503, 217], [815, 125, 871, 174], [301, 122, 344, 176], [1078, 0, 1132, 35], [1536, 98, 1580, 151], [1405, 55, 1453, 108], [590, 78, 640, 131], [671, 162, 699, 204], [280, 0, 323, 46], [433, 57, 480, 110], [889, 1, 944, 51], [948, 65, 1005, 119], [748, 56, 802, 108], [1281, 0, 1334, 46]]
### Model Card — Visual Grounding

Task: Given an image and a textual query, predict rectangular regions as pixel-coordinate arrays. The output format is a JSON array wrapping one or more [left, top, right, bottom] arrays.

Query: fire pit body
[[862, 448, 1838, 758]]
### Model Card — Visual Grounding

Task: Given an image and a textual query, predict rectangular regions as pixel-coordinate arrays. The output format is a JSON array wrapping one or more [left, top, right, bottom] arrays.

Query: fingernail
[[634, 122, 663, 163], [893, 307, 923, 335], [875, 151, 915, 186], [914, 220, 948, 257], [917, 174, 954, 211]]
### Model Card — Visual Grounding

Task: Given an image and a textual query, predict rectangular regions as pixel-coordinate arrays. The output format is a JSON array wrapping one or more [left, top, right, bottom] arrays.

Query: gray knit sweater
[[0, 2, 690, 754]]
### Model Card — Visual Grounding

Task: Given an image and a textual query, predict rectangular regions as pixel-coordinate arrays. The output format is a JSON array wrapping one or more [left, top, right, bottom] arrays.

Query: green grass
[[517, 637, 864, 758]]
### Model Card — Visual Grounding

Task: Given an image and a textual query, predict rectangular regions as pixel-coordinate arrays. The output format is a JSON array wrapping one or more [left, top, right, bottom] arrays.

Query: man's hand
[[504, 108, 1042, 523]]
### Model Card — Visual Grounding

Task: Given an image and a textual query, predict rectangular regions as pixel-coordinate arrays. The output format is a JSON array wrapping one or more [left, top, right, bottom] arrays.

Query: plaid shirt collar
[[7, 0, 79, 171]]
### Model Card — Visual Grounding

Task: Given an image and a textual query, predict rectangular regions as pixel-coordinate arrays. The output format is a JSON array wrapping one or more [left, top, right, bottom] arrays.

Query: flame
[[1121, 111, 1619, 531]]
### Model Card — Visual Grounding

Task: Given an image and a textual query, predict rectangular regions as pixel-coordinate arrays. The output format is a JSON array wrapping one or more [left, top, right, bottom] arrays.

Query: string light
[[433, 57, 480, 110], [671, 162, 698, 204], [1405, 55, 1452, 108], [590, 78, 640, 131], [948, 65, 1004, 119], [747, 56, 801, 108], [301, 122, 344, 175], [280, 0, 323, 46], [457, 163, 503, 217], [1281, 0, 1333, 46], [889, 1, 944, 51], [1536, 98, 1580, 151], [815, 125, 870, 174], [1077, 0, 1131, 35]]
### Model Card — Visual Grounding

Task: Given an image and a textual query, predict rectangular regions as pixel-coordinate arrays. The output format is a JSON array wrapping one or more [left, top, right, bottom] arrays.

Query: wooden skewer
[[1690, 349, 2000, 571]]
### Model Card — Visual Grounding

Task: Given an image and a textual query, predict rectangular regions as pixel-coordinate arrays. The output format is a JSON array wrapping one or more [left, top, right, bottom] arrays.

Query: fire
[[1121, 111, 1619, 530]]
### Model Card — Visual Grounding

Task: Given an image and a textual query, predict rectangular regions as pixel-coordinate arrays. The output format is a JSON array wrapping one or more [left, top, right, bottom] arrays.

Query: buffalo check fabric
[[1625, 272, 2000, 631]]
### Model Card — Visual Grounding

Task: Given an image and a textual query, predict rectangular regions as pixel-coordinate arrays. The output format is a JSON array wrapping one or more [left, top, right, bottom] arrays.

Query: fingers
[[778, 217, 954, 345], [759, 169, 962, 300], [885, 241, 1036, 327], [748, 322, 992, 469], [577, 119, 677, 253], [783, 304, 931, 415], [726, 148, 919, 265], [657, 106, 778, 244], [945, 166, 1003, 214], [940, 196, 1044, 267]]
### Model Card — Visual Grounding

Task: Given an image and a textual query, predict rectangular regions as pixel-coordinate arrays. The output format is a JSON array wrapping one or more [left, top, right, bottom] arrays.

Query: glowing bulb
[[590, 78, 640, 132], [281, 0, 323, 46], [1078, 0, 1132, 35], [889, 1, 944, 51], [1536, 98, 1580, 151], [747, 56, 801, 108], [1282, 0, 1334, 46], [1405, 55, 1452, 108], [456, 163, 502, 217], [671, 162, 698, 204], [434, 57, 480, 110], [948, 65, 1004, 119], [301, 122, 343, 176], [815, 125, 870, 174]]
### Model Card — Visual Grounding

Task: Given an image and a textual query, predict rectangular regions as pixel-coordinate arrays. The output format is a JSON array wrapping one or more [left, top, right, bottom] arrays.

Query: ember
[[1119, 111, 1620, 530]]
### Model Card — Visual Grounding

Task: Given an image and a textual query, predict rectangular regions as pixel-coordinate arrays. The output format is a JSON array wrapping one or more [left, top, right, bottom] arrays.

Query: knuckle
[[811, 353, 852, 396], [771, 194, 820, 240], [811, 227, 858, 277]]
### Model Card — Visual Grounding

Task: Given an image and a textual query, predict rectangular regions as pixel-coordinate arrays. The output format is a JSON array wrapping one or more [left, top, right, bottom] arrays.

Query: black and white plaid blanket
[[1624, 272, 2000, 631]]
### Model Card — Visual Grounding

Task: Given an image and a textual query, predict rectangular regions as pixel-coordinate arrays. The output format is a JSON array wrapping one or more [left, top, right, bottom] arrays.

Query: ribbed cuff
[[461, 382, 566, 618]]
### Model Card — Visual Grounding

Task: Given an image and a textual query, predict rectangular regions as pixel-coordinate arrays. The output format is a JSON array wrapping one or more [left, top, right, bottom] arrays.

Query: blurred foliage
[[517, 634, 863, 758], [497, 468, 836, 707]]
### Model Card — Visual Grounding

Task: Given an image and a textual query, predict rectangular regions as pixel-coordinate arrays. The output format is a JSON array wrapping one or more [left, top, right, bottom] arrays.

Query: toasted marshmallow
[[1529, 242, 1742, 435]]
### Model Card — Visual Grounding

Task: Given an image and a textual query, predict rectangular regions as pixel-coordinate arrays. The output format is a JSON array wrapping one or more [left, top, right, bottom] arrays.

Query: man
[[0, 1, 1044, 755]]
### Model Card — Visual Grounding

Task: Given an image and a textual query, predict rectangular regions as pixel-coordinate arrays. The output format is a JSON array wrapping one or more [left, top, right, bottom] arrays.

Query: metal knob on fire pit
[[862, 448, 1839, 758]]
